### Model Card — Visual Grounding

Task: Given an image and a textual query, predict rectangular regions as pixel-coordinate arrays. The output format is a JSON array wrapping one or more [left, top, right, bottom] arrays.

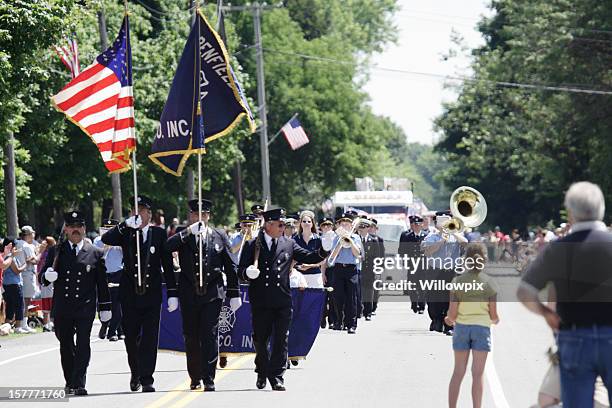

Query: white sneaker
[[14, 327, 30, 334], [25, 326, 36, 333]]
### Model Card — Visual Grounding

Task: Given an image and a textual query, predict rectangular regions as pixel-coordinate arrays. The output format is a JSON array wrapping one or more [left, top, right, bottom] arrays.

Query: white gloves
[[245, 265, 260, 279], [100, 311, 112, 322], [188, 221, 205, 235], [229, 297, 242, 312], [321, 231, 335, 251], [125, 215, 142, 229], [45, 267, 58, 282], [167, 297, 179, 312]]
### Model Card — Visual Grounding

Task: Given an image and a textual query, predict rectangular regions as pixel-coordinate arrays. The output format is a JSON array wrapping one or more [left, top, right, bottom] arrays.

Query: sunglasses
[[301, 220, 312, 224]]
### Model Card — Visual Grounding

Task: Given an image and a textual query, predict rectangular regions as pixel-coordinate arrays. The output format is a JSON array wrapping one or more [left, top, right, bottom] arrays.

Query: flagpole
[[196, 2, 204, 292], [124, 0, 143, 293]]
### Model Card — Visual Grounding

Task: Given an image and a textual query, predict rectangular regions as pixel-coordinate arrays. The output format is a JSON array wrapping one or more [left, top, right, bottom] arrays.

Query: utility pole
[[3, 131, 19, 237], [222, 2, 275, 204], [98, 10, 123, 220]]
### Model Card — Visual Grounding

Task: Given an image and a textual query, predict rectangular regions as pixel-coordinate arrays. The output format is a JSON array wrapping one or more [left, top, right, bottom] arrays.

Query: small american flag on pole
[[53, 35, 80, 79], [51, 16, 135, 173], [281, 117, 309, 150]]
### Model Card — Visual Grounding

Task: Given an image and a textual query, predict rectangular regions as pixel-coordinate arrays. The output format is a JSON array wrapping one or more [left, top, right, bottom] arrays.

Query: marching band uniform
[[329, 212, 363, 333], [238, 208, 329, 391], [319, 217, 336, 329], [399, 215, 428, 314], [42, 211, 112, 396], [367, 218, 385, 315], [358, 220, 379, 320], [166, 199, 241, 391], [101, 196, 177, 392]]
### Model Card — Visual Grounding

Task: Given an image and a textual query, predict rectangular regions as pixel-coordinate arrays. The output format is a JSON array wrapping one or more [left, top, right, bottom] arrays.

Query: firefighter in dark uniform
[[238, 208, 332, 391], [166, 199, 242, 391], [399, 215, 428, 314], [101, 195, 177, 393], [367, 217, 385, 315], [42, 211, 112, 396]]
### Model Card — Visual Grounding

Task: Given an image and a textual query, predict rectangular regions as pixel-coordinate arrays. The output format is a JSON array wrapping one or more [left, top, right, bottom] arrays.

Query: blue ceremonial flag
[[149, 11, 255, 176], [159, 285, 326, 359]]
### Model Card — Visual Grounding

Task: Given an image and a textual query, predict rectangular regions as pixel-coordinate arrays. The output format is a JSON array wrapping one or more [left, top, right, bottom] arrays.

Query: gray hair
[[564, 181, 605, 222]]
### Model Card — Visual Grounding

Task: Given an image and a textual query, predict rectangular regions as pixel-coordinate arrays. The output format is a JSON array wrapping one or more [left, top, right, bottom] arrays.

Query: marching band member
[[293, 210, 325, 289], [42, 211, 112, 396], [367, 217, 385, 315], [166, 199, 242, 391], [328, 212, 363, 334], [357, 219, 379, 321], [399, 215, 428, 314], [238, 208, 332, 391], [319, 217, 336, 329], [101, 196, 177, 393]]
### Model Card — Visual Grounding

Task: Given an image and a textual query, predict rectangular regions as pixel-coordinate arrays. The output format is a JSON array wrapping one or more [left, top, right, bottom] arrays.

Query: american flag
[[51, 16, 135, 173], [281, 117, 309, 150], [53, 35, 80, 79]]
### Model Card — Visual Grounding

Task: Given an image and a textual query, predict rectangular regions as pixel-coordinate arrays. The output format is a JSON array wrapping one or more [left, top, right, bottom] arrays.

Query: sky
[[363, 0, 493, 145]]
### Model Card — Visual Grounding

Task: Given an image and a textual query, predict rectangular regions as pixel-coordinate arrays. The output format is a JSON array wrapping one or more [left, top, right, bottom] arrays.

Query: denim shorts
[[452, 323, 491, 352]]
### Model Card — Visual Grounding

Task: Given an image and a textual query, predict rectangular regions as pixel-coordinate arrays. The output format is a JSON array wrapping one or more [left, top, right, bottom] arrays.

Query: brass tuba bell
[[449, 186, 487, 228]]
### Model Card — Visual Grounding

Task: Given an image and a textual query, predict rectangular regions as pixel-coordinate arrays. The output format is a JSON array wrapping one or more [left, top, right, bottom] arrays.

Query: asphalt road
[[0, 263, 553, 407]]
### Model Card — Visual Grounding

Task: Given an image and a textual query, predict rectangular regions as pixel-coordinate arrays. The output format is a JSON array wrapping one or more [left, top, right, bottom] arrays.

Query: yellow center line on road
[[168, 355, 253, 408], [144, 354, 252, 408]]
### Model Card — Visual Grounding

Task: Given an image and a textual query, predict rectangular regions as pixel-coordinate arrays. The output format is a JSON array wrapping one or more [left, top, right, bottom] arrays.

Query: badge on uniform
[[86, 265, 91, 272], [214, 243, 221, 252], [284, 253, 290, 261], [150, 246, 155, 254]]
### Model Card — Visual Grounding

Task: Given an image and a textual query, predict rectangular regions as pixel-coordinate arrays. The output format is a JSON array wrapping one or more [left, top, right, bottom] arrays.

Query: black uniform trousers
[[321, 266, 337, 327], [332, 264, 359, 329], [252, 306, 292, 383], [107, 271, 123, 337], [121, 302, 161, 386], [181, 298, 222, 383], [426, 269, 455, 332], [54, 314, 95, 389]]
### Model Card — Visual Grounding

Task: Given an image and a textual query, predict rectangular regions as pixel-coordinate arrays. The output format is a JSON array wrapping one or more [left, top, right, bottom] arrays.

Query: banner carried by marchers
[[159, 285, 326, 359], [149, 11, 255, 176]]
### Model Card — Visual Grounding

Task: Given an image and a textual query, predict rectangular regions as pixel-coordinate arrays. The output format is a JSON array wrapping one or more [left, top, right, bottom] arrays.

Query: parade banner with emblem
[[149, 10, 255, 176], [160, 285, 326, 359]]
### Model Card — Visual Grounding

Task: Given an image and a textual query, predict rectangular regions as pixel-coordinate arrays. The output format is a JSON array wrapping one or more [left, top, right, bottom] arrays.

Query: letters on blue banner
[[160, 285, 326, 359], [149, 11, 255, 176]]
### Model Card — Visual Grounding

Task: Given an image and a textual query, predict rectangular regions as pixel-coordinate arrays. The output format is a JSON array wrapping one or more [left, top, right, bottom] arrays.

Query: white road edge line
[[485, 348, 511, 408], [0, 338, 101, 367]]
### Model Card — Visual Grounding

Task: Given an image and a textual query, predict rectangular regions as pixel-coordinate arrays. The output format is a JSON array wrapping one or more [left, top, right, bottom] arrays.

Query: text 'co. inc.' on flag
[[149, 10, 255, 176]]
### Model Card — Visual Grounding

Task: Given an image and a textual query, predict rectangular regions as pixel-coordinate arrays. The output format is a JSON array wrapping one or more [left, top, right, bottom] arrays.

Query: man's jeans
[[558, 325, 612, 407]]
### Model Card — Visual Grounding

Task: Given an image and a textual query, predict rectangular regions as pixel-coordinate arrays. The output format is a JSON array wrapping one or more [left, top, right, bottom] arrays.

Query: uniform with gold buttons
[[101, 195, 177, 393], [166, 199, 240, 391]]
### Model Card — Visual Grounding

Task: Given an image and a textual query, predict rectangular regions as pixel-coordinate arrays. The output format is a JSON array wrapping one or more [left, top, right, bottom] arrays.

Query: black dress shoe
[[130, 376, 141, 392], [64, 385, 74, 395], [291, 360, 298, 366], [256, 376, 266, 389], [365, 316, 371, 321], [348, 327, 356, 334], [190, 380, 201, 390], [203, 381, 215, 392], [108, 335, 119, 342], [98, 322, 108, 339], [73, 387, 88, 396], [271, 381, 286, 391], [219, 356, 227, 368], [141, 385, 155, 393], [444, 329, 453, 336]]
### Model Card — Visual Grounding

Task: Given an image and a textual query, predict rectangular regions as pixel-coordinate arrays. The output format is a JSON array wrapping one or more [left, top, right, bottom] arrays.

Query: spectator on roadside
[[20, 226, 39, 331], [518, 181, 612, 406], [37, 237, 56, 332], [445, 243, 499, 408], [1, 238, 30, 333]]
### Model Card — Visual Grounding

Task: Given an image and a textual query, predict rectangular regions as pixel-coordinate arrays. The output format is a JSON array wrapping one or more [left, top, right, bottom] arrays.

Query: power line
[[262, 48, 612, 95]]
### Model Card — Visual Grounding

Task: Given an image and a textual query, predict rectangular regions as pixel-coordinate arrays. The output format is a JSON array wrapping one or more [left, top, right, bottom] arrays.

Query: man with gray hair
[[518, 181, 612, 406]]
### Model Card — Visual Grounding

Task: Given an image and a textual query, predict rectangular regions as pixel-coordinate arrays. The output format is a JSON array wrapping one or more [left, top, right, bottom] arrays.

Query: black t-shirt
[[522, 227, 612, 327]]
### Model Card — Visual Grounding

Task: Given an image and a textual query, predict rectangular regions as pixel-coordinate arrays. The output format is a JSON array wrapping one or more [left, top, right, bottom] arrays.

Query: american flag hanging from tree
[[53, 35, 80, 79], [281, 117, 310, 150], [51, 16, 135, 173]]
